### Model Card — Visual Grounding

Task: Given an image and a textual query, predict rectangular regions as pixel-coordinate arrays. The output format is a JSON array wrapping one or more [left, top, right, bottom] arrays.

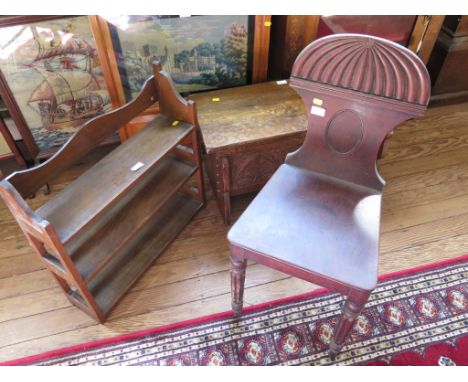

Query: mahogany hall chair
[[227, 34, 430, 358]]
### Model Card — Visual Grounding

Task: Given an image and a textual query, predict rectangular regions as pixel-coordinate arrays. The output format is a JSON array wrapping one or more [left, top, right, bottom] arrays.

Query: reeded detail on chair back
[[287, 34, 431, 190], [291, 34, 430, 106]]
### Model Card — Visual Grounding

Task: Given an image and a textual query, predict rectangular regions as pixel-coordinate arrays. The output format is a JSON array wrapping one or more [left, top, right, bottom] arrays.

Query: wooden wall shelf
[[0, 63, 205, 322]]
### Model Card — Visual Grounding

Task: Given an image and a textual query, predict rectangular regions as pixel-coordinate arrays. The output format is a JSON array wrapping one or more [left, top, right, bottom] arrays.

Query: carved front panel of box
[[229, 150, 290, 196]]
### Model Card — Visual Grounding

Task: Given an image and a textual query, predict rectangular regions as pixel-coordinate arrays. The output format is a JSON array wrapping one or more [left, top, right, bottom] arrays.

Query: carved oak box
[[190, 81, 307, 224]]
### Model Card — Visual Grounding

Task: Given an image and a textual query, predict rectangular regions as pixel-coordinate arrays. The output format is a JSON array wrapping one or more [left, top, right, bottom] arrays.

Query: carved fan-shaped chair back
[[227, 34, 431, 359], [287, 34, 430, 190]]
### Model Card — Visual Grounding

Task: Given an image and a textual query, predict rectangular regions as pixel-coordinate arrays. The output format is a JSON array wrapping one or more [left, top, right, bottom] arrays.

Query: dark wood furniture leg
[[230, 254, 247, 317], [329, 292, 370, 359], [193, 129, 206, 206], [221, 157, 231, 225], [206, 155, 232, 225], [0, 115, 27, 167]]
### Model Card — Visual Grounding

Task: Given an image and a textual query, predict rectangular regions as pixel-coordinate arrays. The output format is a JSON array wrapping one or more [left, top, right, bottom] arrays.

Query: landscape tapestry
[[107, 15, 251, 99]]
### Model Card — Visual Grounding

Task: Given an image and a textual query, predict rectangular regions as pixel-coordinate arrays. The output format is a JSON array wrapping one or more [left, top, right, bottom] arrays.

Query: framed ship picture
[[103, 15, 254, 101], [0, 16, 113, 155]]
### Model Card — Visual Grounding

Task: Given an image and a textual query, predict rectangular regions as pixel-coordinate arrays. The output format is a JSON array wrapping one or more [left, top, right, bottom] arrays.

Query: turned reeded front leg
[[329, 293, 370, 359], [230, 255, 247, 317]]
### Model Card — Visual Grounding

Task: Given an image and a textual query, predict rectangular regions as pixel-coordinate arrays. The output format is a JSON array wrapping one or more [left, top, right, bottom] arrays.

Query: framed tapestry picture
[[0, 15, 114, 158], [108, 15, 253, 101]]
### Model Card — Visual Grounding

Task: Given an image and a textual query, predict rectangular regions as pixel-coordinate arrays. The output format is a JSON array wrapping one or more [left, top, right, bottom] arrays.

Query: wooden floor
[[1, 101, 468, 362]]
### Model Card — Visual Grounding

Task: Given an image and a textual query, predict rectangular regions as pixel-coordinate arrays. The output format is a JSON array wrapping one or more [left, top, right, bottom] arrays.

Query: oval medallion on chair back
[[287, 34, 431, 190]]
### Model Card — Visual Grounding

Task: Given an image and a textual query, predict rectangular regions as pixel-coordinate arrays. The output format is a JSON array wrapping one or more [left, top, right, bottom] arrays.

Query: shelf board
[[67, 156, 197, 281], [37, 116, 193, 244], [82, 192, 203, 317]]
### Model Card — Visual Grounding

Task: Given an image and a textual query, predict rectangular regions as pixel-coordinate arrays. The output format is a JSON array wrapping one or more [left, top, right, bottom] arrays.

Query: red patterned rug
[[2, 255, 468, 366]]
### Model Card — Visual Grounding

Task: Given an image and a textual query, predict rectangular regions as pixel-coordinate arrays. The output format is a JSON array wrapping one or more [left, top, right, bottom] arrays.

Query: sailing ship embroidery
[[26, 25, 110, 130]]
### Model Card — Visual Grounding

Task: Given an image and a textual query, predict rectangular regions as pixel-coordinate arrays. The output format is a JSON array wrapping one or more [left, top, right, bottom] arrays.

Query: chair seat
[[228, 164, 381, 291]]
